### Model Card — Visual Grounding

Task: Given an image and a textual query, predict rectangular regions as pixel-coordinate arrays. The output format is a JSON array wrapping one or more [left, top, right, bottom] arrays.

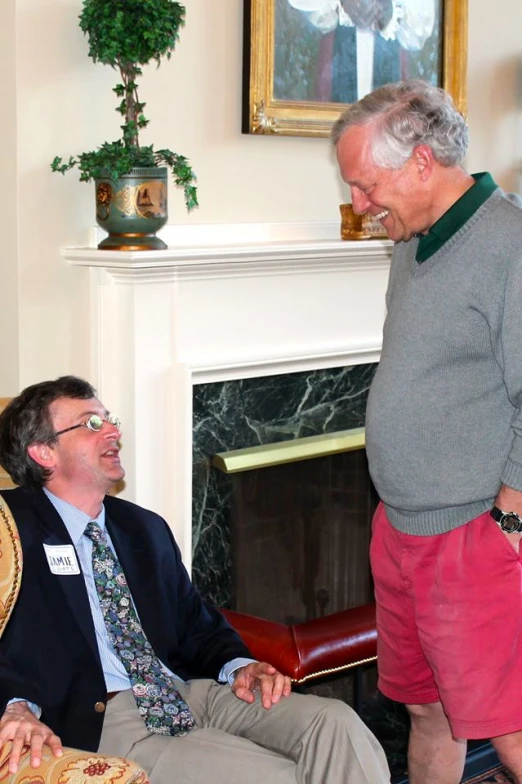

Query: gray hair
[[331, 79, 469, 169]]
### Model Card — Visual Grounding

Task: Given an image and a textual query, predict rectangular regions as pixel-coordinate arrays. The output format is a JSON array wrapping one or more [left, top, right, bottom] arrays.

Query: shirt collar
[[416, 172, 498, 263], [43, 487, 106, 546]]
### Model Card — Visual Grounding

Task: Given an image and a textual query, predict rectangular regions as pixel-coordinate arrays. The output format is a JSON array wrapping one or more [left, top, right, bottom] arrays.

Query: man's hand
[[231, 662, 292, 709], [495, 485, 522, 553], [0, 702, 62, 773]]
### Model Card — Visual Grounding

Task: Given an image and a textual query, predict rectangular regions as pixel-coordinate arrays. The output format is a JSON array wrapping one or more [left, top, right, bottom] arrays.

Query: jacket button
[[94, 701, 106, 713]]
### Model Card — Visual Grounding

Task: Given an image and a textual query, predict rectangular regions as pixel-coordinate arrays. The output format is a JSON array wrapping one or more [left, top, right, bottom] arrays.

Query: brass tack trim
[[292, 655, 377, 684]]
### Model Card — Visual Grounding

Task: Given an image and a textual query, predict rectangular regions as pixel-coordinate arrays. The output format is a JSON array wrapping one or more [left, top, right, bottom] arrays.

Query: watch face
[[500, 513, 522, 534]]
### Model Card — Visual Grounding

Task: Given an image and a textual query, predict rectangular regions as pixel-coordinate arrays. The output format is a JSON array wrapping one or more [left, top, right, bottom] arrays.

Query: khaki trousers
[[98, 682, 390, 784]]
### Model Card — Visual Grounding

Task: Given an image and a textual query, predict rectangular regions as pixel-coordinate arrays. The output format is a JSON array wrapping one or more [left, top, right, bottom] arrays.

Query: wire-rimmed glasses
[[53, 413, 121, 438]]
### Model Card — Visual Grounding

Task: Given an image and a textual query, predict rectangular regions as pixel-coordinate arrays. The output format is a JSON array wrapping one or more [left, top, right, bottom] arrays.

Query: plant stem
[[120, 61, 141, 148]]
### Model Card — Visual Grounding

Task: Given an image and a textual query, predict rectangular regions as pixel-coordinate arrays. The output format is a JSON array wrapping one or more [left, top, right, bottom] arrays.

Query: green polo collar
[[416, 172, 498, 263]]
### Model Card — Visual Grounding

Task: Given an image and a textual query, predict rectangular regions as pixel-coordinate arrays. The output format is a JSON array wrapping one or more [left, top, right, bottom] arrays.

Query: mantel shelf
[[62, 221, 392, 274], [63, 239, 392, 271]]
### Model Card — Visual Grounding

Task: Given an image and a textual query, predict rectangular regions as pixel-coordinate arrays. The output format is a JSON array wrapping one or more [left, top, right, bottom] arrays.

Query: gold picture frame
[[242, 0, 468, 138]]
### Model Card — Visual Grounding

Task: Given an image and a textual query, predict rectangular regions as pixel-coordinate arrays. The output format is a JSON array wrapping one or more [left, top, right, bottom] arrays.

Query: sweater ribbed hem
[[384, 498, 494, 536], [501, 460, 522, 493]]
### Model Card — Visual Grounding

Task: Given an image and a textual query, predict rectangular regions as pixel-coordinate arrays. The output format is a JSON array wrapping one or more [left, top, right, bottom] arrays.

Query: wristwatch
[[490, 505, 522, 533]]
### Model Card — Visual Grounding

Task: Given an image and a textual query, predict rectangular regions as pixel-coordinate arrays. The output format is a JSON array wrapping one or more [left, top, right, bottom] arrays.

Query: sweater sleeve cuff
[[501, 459, 522, 492]]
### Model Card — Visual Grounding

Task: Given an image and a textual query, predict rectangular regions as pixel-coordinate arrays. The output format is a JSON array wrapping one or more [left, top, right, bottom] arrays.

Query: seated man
[[0, 376, 390, 784]]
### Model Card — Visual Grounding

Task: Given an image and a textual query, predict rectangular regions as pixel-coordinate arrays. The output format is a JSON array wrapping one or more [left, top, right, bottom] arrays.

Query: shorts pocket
[[485, 513, 521, 558]]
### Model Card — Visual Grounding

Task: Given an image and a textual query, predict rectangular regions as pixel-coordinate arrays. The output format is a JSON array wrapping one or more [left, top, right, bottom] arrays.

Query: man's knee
[[491, 730, 522, 774], [304, 696, 371, 735], [406, 701, 450, 731]]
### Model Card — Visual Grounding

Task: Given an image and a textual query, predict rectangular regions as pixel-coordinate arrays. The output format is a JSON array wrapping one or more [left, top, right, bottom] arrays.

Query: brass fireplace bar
[[212, 427, 365, 474]]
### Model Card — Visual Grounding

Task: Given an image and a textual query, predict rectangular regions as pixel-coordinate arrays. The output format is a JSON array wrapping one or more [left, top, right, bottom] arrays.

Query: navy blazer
[[0, 487, 251, 751]]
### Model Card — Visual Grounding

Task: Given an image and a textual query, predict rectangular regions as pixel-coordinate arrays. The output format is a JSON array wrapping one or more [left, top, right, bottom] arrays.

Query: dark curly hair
[[0, 376, 96, 488]]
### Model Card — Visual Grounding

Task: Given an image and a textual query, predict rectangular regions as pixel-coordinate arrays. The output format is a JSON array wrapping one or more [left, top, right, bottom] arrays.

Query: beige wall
[[0, 0, 19, 393], [1, 0, 521, 393]]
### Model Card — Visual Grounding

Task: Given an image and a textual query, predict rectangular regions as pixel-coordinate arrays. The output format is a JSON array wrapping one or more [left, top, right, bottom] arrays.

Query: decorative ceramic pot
[[95, 166, 168, 250]]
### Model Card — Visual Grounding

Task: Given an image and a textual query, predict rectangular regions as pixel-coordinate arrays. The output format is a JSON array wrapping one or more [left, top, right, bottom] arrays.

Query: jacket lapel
[[25, 489, 102, 665]]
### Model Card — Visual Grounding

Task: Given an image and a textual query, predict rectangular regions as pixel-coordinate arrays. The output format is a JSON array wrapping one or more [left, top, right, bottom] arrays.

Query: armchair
[[221, 605, 377, 700], [0, 496, 149, 784]]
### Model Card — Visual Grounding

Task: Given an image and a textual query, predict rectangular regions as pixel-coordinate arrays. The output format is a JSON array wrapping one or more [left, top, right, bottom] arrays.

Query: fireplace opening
[[191, 364, 378, 609], [217, 435, 377, 622], [213, 429, 379, 706]]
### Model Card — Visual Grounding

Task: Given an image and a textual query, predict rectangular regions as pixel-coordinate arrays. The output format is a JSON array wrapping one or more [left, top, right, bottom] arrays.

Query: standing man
[[0, 376, 390, 784], [332, 79, 522, 783]]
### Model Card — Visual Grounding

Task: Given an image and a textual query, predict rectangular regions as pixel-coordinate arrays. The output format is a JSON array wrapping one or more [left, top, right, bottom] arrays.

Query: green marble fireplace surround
[[191, 363, 377, 609]]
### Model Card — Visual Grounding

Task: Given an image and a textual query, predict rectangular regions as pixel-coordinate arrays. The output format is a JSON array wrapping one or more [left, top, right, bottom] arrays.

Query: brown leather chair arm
[[221, 603, 377, 683]]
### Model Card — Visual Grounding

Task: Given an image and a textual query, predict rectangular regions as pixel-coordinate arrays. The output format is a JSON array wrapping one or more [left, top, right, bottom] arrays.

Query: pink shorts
[[370, 503, 522, 739]]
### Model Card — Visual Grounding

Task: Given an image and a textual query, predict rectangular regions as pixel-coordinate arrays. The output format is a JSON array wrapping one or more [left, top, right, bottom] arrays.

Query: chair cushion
[[0, 742, 149, 784]]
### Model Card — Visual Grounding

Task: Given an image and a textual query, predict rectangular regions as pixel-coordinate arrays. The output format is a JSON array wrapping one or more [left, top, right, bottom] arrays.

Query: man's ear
[[413, 144, 435, 181], [27, 442, 56, 469]]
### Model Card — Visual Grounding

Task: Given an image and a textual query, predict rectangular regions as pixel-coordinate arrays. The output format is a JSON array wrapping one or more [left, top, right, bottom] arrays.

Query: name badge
[[43, 544, 80, 575]]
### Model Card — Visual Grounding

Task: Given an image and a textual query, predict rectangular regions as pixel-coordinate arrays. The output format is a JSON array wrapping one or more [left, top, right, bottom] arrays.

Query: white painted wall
[[0, 0, 19, 393], [1, 0, 521, 392]]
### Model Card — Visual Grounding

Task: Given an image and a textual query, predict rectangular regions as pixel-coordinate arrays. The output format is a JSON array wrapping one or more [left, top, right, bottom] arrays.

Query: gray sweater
[[366, 188, 522, 535]]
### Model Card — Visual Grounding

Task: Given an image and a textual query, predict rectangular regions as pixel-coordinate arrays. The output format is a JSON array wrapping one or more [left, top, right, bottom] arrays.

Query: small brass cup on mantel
[[339, 203, 388, 240]]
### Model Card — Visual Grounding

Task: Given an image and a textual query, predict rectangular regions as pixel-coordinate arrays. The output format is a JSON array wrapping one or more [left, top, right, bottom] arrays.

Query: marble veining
[[191, 364, 377, 606]]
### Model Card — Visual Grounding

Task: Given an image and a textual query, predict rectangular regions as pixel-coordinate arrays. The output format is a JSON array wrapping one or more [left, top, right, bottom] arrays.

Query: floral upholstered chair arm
[[0, 742, 148, 784], [0, 495, 150, 784]]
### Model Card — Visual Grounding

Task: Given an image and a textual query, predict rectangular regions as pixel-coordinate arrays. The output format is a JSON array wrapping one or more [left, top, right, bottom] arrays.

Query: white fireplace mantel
[[64, 221, 392, 570]]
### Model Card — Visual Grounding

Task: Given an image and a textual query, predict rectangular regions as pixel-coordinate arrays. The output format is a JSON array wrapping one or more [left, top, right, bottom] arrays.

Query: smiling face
[[28, 396, 124, 517], [336, 122, 433, 242]]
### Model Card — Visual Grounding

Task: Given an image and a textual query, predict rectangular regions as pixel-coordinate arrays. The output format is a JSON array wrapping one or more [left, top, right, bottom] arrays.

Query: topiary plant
[[51, 0, 198, 211]]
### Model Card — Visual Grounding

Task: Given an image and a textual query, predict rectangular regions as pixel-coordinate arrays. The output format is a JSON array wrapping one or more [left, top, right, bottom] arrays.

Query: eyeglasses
[[53, 414, 121, 438]]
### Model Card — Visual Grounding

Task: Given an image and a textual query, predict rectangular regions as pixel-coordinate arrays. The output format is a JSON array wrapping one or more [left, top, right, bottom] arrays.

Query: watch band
[[490, 505, 522, 534]]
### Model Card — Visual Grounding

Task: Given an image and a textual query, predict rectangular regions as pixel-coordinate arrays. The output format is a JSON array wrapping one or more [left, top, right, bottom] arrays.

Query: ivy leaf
[[51, 1, 198, 213]]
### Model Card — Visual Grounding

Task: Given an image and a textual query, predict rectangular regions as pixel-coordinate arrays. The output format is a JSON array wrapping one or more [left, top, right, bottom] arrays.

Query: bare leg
[[406, 702, 466, 784], [491, 730, 522, 783]]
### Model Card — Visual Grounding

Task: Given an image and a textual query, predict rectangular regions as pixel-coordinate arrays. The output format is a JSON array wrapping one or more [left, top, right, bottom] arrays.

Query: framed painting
[[242, 0, 468, 138]]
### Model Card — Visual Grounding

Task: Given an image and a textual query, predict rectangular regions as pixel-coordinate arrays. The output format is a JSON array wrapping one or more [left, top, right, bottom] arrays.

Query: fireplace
[[191, 364, 377, 612], [209, 421, 381, 708], [229, 446, 378, 623], [64, 221, 390, 710], [64, 220, 391, 569]]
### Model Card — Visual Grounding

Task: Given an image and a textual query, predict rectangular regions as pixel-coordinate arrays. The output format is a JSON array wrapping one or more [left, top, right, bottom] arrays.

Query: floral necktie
[[84, 521, 196, 736]]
